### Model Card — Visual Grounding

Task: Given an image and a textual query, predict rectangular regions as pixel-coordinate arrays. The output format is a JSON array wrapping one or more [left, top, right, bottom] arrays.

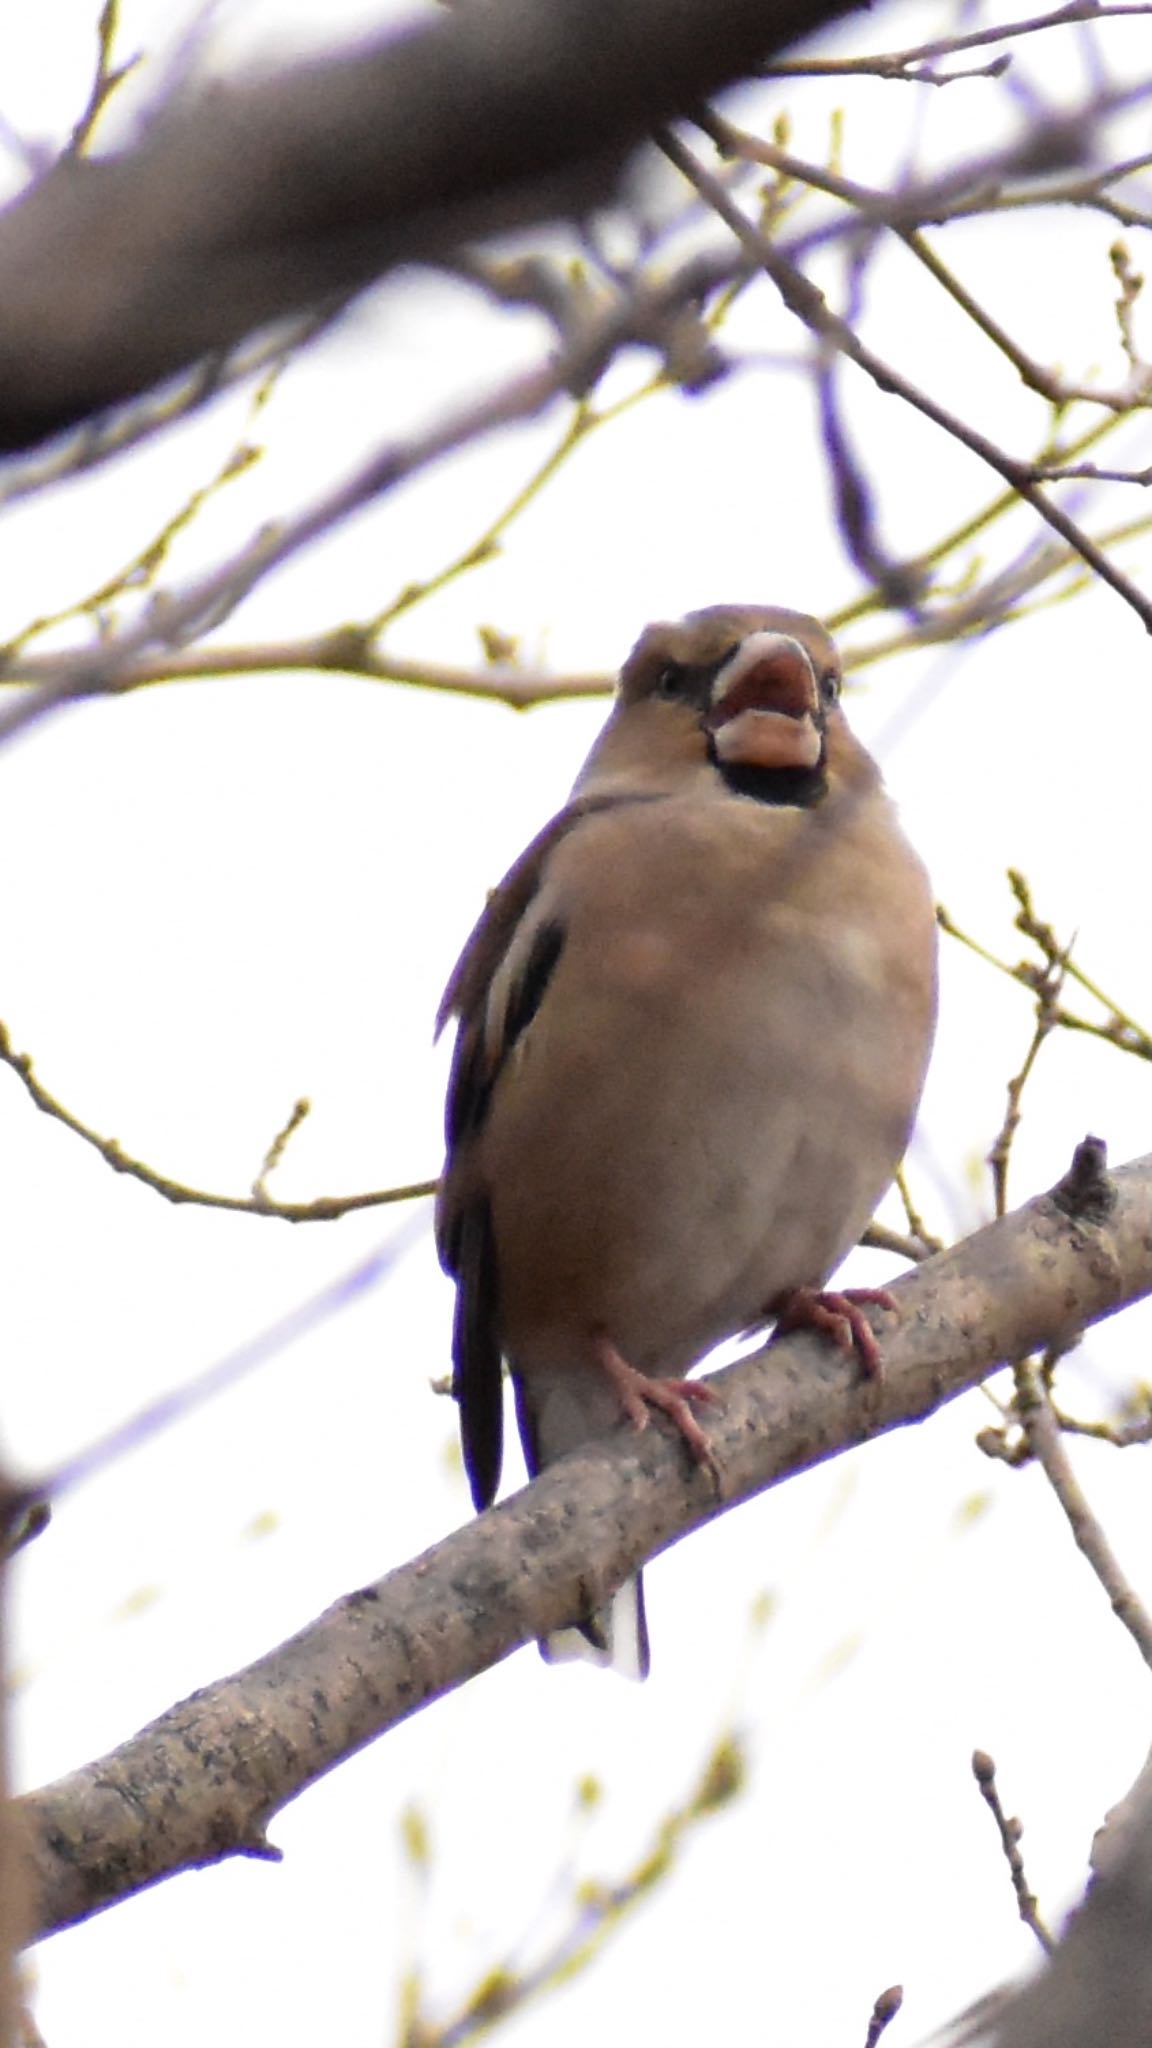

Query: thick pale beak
[[707, 632, 823, 773]]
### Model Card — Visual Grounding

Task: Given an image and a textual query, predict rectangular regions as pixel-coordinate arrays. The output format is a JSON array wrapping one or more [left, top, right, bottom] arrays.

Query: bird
[[435, 604, 937, 1677]]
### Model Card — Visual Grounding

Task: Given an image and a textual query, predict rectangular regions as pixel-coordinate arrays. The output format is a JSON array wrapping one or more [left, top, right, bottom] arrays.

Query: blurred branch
[[0, 366, 280, 663], [865, 1988, 905, 2047], [0, 311, 333, 516], [925, 148, 1152, 236], [0, 0, 861, 450], [0, 1468, 34, 2048], [64, 0, 141, 160], [1047, 1397, 1152, 1448], [0, 243, 741, 747], [367, 396, 611, 641], [399, 1736, 745, 2046], [19, 1140, 1152, 1940], [6, 487, 1150, 715], [44, 1225, 427, 1508]]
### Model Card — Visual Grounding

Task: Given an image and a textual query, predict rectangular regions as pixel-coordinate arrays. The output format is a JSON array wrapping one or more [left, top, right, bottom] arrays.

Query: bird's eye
[[655, 663, 689, 699], [820, 668, 842, 703]]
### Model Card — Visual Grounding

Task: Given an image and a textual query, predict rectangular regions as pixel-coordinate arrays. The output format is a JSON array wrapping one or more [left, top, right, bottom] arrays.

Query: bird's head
[[578, 605, 871, 807]]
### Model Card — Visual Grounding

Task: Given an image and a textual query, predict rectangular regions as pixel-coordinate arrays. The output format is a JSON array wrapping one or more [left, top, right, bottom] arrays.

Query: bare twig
[[251, 1098, 312, 1204], [894, 1164, 946, 1256], [972, 1750, 1056, 1954], [762, 1, 1152, 83], [864, 1986, 905, 2047], [402, 1737, 746, 2047], [704, 115, 1152, 415], [0, 245, 741, 746], [0, 366, 280, 664], [45, 1216, 427, 1506], [2, 395, 1146, 718], [0, 359, 563, 745], [859, 1219, 937, 1263], [0, 633, 615, 710], [0, 1018, 942, 1279], [657, 129, 1152, 635], [975, 1747, 1152, 2044], [0, 1019, 435, 1221], [987, 942, 1070, 1219], [64, 0, 142, 159], [367, 401, 601, 641], [936, 888, 1152, 1067], [0, 310, 335, 517], [1048, 1398, 1152, 1448], [1013, 1356, 1152, 1672]]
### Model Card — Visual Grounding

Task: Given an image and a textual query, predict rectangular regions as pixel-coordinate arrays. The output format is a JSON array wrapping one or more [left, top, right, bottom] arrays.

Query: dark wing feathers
[[441, 919, 567, 1509], [502, 917, 565, 1058], [437, 790, 660, 1510], [451, 1195, 503, 1511], [434, 792, 652, 1041], [442, 916, 566, 1156], [437, 811, 591, 1509]]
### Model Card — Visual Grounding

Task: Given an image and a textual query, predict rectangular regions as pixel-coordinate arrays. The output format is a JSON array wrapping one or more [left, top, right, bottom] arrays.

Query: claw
[[770, 1285, 897, 1379], [592, 1332, 723, 1489]]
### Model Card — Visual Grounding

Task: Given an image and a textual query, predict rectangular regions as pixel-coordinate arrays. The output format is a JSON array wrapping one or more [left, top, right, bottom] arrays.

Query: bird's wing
[[435, 789, 662, 1508]]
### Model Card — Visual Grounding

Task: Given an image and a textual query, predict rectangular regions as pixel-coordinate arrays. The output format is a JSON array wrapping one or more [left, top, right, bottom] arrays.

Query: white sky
[[4, 3, 1152, 2046]]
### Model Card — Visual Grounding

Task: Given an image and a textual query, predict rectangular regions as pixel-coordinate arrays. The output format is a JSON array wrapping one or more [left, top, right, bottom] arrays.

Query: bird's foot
[[769, 1285, 897, 1378], [592, 1333, 723, 1488]]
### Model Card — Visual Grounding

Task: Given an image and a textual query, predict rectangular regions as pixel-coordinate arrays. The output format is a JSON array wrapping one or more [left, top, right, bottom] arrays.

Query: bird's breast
[[480, 791, 935, 1379]]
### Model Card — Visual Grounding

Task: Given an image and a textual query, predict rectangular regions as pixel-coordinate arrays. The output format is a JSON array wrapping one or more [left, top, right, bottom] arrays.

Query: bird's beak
[[707, 632, 823, 773]]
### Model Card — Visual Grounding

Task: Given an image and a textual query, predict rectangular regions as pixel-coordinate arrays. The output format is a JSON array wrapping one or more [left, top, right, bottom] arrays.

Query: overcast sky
[[6, 4, 1152, 2046]]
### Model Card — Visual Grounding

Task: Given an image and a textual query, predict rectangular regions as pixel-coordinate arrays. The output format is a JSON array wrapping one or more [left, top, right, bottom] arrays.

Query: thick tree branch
[[0, 240, 739, 748], [17, 1144, 1152, 1943], [0, 0, 861, 449]]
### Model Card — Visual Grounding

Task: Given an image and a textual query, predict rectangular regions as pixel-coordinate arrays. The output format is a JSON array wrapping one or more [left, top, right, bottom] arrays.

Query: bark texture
[[18, 1142, 1152, 1942]]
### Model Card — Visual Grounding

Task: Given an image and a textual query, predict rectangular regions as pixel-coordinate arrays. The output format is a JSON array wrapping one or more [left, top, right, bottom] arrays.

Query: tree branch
[[0, 0, 861, 449], [658, 128, 1152, 634], [0, 1014, 436, 1221], [0, 238, 741, 748], [762, 1, 1152, 83], [975, 1741, 1152, 2047], [18, 1143, 1152, 1943]]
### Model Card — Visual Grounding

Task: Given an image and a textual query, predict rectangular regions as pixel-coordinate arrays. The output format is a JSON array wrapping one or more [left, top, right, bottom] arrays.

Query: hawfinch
[[436, 605, 937, 1676]]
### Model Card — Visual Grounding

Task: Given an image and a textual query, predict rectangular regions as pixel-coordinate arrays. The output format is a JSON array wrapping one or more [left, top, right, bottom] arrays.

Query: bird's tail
[[513, 1367, 651, 1679], [539, 1572, 649, 1681]]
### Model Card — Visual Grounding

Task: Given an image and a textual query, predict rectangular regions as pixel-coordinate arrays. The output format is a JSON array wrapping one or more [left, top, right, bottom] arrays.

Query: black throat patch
[[710, 746, 829, 807]]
